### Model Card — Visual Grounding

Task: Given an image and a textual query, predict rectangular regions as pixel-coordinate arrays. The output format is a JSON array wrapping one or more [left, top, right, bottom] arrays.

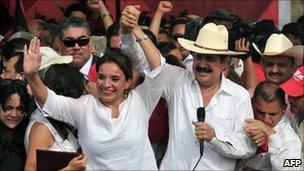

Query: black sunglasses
[[62, 39, 90, 47]]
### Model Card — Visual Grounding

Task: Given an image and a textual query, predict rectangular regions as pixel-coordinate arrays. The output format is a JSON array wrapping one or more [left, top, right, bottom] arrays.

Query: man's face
[[1, 56, 21, 79], [172, 24, 189, 59], [262, 56, 296, 85], [253, 98, 284, 127], [192, 53, 228, 88], [60, 27, 91, 68], [289, 95, 304, 114]]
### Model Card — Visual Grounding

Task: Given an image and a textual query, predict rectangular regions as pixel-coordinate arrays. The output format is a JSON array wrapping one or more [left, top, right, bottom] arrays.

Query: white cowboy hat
[[39, 47, 73, 70], [252, 33, 303, 66], [178, 23, 245, 56]]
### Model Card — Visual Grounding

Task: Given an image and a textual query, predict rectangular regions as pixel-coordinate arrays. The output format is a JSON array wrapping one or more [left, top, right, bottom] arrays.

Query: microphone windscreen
[[197, 107, 205, 122]]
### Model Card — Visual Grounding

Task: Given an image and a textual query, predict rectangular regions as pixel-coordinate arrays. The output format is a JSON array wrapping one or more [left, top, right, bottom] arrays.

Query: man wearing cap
[[121, 17, 257, 169], [280, 66, 304, 163]]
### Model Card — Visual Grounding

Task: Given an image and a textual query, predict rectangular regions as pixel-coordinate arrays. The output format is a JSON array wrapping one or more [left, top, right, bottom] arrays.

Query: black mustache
[[269, 72, 282, 77], [195, 66, 213, 73]]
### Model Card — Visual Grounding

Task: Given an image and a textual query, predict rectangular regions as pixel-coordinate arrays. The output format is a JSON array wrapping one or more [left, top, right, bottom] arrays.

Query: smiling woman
[[0, 79, 31, 170]]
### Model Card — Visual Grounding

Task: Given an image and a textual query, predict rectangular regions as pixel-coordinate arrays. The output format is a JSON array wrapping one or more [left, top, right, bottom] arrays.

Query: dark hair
[[64, 2, 91, 19], [0, 79, 30, 114], [172, 17, 189, 28], [96, 51, 133, 80], [1, 38, 29, 61], [253, 81, 286, 108], [106, 22, 120, 48], [59, 17, 91, 40], [43, 64, 85, 140], [157, 41, 177, 55], [164, 55, 185, 68], [159, 29, 170, 37], [282, 22, 301, 37], [143, 29, 157, 46]]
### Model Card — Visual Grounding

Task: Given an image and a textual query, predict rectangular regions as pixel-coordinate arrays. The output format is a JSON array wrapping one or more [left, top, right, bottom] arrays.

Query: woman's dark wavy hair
[[43, 64, 85, 140], [96, 51, 133, 81], [0, 79, 30, 114]]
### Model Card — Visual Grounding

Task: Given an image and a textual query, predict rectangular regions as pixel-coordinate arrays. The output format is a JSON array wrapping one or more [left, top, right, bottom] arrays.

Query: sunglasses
[[62, 39, 90, 47]]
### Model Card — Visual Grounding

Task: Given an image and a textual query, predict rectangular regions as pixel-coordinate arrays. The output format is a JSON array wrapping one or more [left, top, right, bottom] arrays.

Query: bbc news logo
[[283, 159, 302, 167]]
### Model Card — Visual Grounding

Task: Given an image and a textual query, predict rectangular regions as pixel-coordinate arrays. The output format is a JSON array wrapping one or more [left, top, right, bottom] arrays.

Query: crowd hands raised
[[0, 0, 303, 170]]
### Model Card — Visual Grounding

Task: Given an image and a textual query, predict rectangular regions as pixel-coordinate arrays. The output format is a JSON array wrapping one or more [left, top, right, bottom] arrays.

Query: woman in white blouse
[[23, 5, 163, 170], [24, 64, 87, 170]]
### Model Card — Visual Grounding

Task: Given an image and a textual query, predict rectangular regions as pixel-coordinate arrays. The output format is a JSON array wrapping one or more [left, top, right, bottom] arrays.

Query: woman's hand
[[23, 37, 41, 76], [63, 154, 87, 171]]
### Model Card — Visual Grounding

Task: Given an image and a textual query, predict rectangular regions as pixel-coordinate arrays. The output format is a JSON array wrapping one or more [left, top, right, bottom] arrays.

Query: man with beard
[[121, 19, 259, 169], [280, 66, 304, 164]]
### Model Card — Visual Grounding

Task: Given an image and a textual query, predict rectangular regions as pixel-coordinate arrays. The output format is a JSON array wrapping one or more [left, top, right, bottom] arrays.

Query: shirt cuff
[[268, 132, 282, 153], [209, 127, 232, 147], [120, 31, 134, 42], [144, 55, 166, 79]]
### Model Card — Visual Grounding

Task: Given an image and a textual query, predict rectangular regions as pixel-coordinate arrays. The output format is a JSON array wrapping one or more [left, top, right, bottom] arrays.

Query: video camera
[[184, 11, 276, 53]]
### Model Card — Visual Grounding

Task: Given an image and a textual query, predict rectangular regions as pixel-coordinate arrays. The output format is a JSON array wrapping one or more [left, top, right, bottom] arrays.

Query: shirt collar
[[79, 54, 93, 77], [192, 73, 234, 96]]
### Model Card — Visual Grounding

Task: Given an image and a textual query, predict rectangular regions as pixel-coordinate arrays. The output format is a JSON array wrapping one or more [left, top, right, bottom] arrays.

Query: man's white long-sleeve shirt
[[121, 32, 256, 170], [235, 116, 302, 170]]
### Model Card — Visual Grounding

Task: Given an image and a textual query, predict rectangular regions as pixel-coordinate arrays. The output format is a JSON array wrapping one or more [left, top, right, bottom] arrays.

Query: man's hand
[[120, 5, 141, 34], [235, 38, 250, 52], [192, 121, 215, 142], [246, 128, 266, 147], [244, 119, 276, 137], [157, 1, 173, 14], [87, 0, 106, 12]]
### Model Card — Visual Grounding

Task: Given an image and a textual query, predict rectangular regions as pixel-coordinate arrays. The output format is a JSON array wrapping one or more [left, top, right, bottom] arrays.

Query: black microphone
[[197, 107, 205, 156]]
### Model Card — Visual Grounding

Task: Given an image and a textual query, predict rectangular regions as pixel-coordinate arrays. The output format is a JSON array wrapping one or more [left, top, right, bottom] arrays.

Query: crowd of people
[[0, 0, 303, 170]]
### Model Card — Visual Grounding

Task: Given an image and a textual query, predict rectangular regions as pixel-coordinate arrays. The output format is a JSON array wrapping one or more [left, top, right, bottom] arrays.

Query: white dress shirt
[[235, 116, 302, 170], [121, 32, 256, 170], [79, 54, 93, 78], [290, 115, 304, 164], [159, 64, 256, 170], [40, 64, 164, 170], [183, 53, 193, 71]]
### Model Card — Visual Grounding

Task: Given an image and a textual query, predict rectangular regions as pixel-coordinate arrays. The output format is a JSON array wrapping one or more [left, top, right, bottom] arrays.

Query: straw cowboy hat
[[178, 22, 245, 56], [252, 33, 303, 66]]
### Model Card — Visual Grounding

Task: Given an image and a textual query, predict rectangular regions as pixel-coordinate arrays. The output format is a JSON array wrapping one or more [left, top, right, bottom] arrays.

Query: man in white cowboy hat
[[253, 33, 303, 85], [120, 18, 259, 169]]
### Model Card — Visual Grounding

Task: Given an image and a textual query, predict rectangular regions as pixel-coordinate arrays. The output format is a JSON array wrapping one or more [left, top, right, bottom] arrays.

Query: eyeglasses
[[62, 39, 90, 47]]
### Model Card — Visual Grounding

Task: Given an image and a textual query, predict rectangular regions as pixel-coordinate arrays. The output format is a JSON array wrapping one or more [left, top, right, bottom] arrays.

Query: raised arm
[[120, 5, 161, 70], [235, 38, 258, 89], [87, 0, 114, 30], [149, 1, 172, 38], [23, 37, 47, 108]]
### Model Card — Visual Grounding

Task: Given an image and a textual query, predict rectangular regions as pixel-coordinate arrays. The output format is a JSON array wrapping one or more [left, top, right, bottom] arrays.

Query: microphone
[[197, 107, 205, 156]]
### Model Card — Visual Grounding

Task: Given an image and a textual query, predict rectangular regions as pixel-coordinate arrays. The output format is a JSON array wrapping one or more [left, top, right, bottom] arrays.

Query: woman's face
[[96, 62, 131, 106], [0, 93, 24, 129]]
